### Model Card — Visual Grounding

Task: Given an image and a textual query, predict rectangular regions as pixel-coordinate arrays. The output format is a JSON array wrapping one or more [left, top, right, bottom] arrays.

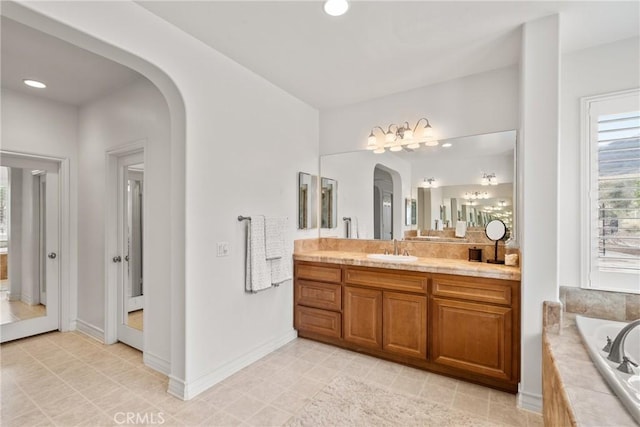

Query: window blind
[[596, 111, 640, 272]]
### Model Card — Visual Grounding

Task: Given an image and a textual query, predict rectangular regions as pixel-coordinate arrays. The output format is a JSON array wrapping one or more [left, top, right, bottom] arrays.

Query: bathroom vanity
[[293, 253, 520, 393]]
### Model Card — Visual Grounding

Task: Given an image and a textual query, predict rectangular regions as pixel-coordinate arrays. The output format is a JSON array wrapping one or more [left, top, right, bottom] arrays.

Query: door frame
[[0, 150, 72, 338], [104, 140, 147, 346]]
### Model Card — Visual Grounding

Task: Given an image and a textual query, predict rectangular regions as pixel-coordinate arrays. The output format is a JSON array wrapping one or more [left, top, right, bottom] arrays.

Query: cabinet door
[[343, 286, 382, 349], [431, 298, 512, 380], [383, 292, 427, 359]]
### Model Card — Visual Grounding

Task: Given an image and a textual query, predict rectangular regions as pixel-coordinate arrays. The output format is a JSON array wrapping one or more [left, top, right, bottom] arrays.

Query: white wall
[[11, 1, 320, 397], [518, 14, 560, 412], [77, 77, 172, 367], [559, 37, 640, 288], [320, 151, 412, 239], [1, 88, 78, 326], [320, 65, 520, 155]]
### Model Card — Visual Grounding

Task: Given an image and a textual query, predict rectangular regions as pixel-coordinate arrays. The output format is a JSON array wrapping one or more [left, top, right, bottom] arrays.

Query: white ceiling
[[138, 1, 640, 109], [1, 2, 637, 109], [1, 17, 143, 106]]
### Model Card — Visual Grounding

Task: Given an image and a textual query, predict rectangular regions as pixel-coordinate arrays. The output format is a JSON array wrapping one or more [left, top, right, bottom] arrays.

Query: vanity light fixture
[[481, 173, 498, 186], [464, 191, 489, 200], [422, 178, 437, 188], [23, 79, 46, 89], [366, 117, 436, 153], [324, 0, 349, 16]]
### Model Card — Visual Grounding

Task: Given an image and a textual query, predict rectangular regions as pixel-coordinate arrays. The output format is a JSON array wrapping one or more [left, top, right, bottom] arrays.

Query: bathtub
[[576, 315, 640, 424]]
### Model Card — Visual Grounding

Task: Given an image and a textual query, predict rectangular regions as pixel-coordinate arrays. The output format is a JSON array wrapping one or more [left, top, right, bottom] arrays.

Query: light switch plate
[[216, 241, 230, 257]]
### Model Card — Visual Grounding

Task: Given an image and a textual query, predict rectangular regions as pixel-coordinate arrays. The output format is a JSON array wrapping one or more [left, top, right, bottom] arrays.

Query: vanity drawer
[[344, 267, 428, 293], [295, 280, 342, 311], [295, 306, 342, 338], [296, 262, 342, 283], [432, 274, 513, 306]]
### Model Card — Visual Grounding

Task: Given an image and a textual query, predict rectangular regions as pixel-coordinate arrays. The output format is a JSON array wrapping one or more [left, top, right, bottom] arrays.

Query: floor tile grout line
[[17, 337, 130, 425]]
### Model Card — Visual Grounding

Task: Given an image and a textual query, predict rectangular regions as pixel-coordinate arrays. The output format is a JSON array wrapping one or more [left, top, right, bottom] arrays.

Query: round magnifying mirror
[[485, 219, 507, 264], [485, 219, 507, 241]]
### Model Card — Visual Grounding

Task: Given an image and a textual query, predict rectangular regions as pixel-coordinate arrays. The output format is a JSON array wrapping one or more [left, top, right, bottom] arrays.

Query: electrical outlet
[[216, 241, 230, 257]]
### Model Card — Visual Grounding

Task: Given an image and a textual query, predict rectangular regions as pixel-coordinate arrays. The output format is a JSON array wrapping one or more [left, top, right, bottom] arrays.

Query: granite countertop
[[293, 250, 521, 281], [544, 313, 638, 426]]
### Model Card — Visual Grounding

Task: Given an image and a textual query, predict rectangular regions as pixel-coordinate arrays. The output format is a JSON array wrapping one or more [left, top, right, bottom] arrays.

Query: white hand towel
[[246, 216, 271, 292], [265, 217, 286, 260], [270, 254, 292, 286], [455, 220, 467, 238]]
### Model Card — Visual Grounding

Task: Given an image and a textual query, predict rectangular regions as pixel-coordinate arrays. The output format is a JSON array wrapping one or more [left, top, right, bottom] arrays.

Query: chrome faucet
[[606, 318, 640, 373]]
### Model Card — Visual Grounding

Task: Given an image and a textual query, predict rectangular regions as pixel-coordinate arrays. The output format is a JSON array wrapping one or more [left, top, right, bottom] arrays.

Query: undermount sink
[[366, 254, 418, 263]]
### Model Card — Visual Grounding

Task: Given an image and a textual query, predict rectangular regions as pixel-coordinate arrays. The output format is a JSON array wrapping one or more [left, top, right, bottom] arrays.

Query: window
[[0, 167, 8, 248], [582, 89, 640, 293]]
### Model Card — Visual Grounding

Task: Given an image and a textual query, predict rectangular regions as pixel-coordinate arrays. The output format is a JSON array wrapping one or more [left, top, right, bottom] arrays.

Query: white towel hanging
[[245, 216, 271, 292]]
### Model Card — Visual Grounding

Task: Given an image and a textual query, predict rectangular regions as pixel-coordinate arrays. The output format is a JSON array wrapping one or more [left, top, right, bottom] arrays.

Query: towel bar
[[238, 215, 251, 221]]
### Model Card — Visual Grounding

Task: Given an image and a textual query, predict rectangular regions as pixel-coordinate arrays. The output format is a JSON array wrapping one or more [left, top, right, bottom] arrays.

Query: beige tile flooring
[[1, 331, 543, 426]]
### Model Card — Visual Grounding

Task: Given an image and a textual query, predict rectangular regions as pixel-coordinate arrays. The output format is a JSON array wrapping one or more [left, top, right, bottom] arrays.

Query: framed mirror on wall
[[319, 130, 516, 242], [298, 172, 318, 230], [321, 177, 337, 229]]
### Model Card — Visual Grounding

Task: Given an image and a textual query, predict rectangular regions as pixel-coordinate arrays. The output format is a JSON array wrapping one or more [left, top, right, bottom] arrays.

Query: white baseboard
[[21, 293, 35, 305], [518, 390, 542, 414], [75, 319, 105, 343], [144, 351, 170, 376], [171, 329, 298, 400], [167, 376, 187, 400]]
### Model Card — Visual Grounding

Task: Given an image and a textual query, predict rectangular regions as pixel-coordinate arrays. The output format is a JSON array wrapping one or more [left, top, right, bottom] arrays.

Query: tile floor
[[1, 331, 543, 426]]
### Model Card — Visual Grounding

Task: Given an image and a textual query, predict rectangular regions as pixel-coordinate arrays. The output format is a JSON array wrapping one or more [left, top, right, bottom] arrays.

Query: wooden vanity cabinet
[[293, 260, 520, 393], [430, 274, 520, 386], [294, 262, 343, 339]]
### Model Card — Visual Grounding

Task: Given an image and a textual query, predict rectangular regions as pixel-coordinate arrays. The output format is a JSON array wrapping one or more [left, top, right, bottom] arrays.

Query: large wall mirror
[[319, 130, 516, 241]]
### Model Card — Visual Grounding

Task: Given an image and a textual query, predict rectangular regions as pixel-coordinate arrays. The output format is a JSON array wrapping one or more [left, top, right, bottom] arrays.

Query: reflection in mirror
[[321, 177, 338, 229], [486, 219, 508, 264], [298, 172, 318, 229], [0, 166, 48, 324], [319, 130, 516, 241], [125, 164, 144, 331]]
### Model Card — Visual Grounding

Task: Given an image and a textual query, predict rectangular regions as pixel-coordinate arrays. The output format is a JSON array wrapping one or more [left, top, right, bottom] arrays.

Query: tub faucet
[[606, 319, 640, 371]]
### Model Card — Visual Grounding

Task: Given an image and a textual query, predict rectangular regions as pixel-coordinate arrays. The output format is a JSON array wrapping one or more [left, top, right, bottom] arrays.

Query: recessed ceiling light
[[23, 79, 47, 89], [442, 143, 453, 148], [324, 0, 349, 16]]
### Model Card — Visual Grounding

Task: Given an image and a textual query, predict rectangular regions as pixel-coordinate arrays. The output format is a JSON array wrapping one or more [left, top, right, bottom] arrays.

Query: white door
[[382, 191, 393, 240], [1, 157, 60, 343], [114, 152, 144, 350]]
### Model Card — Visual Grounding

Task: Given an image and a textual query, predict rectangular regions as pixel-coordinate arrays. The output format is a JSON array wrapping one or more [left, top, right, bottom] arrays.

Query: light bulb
[[403, 129, 413, 140], [389, 144, 403, 152], [23, 79, 46, 89], [424, 140, 439, 147], [442, 143, 452, 148], [423, 124, 433, 138], [324, 0, 349, 16], [385, 131, 396, 143], [367, 133, 377, 150], [481, 175, 489, 186], [373, 147, 386, 154], [406, 142, 420, 149]]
